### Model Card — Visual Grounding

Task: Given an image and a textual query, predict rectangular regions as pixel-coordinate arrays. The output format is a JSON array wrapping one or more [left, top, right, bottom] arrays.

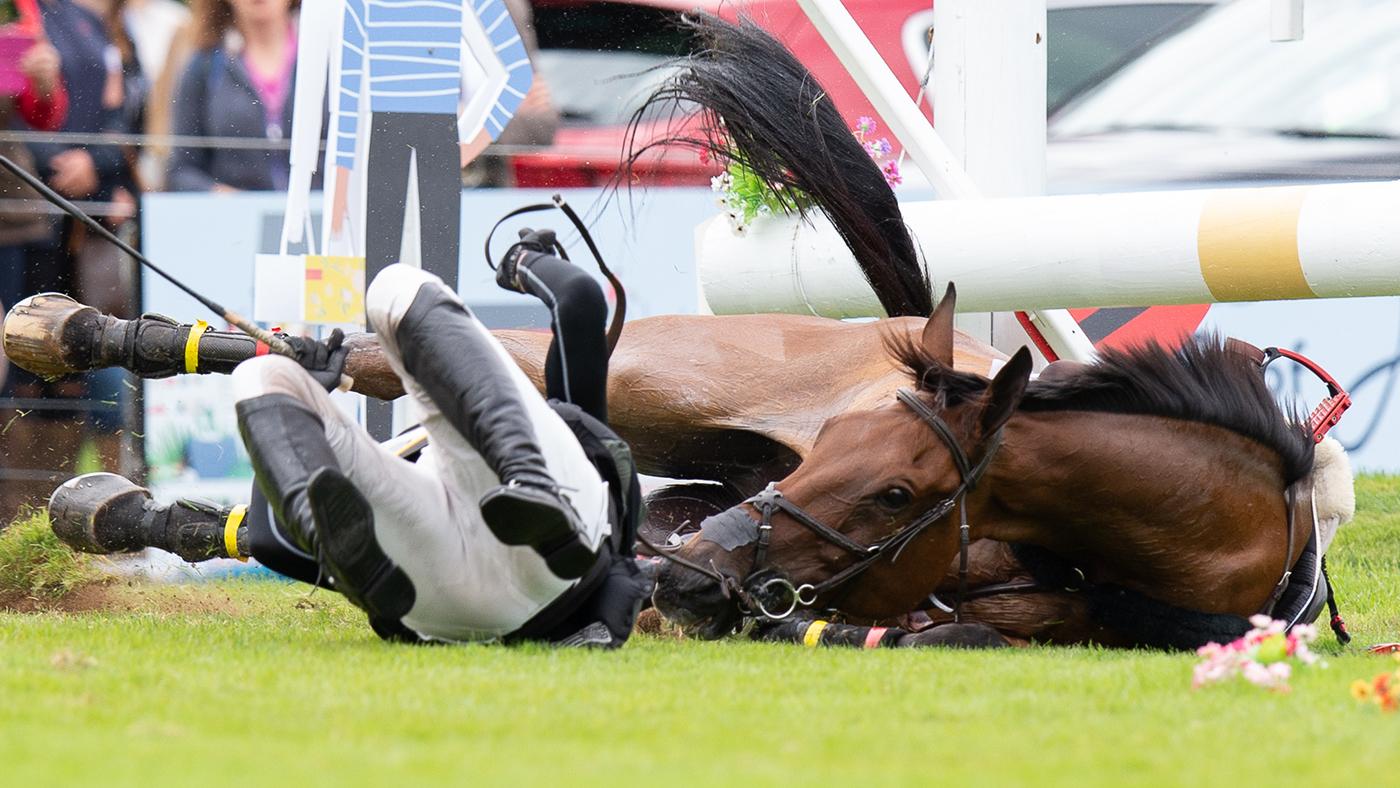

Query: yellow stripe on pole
[[802, 620, 830, 648], [1197, 187, 1314, 302]]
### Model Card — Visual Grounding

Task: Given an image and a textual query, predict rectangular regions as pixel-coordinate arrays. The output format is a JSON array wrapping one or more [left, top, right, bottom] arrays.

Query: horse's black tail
[[624, 14, 931, 318]]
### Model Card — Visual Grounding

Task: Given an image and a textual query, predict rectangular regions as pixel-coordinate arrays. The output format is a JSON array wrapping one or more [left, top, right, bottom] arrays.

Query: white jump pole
[[1271, 0, 1305, 42], [698, 180, 1400, 314], [791, 0, 1095, 361]]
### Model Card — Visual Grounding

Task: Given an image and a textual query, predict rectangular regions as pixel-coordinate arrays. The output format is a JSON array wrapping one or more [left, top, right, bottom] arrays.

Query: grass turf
[[2, 479, 1398, 786]]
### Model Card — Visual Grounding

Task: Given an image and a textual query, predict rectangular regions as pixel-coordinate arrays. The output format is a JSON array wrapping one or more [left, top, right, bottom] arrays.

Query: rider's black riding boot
[[235, 393, 416, 630], [393, 285, 596, 580], [235, 393, 336, 556], [48, 473, 247, 562]]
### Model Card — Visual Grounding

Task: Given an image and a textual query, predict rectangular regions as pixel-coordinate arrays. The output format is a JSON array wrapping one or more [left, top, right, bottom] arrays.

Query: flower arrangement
[[854, 116, 903, 189], [710, 159, 807, 237], [710, 117, 903, 235], [1192, 615, 1323, 693], [1349, 654, 1400, 712]]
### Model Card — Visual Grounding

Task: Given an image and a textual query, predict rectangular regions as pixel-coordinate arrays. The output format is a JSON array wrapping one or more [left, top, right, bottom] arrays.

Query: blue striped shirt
[[334, 0, 533, 168]]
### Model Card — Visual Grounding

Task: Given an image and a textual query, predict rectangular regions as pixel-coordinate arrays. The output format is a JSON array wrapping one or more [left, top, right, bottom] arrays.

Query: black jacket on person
[[167, 46, 298, 192]]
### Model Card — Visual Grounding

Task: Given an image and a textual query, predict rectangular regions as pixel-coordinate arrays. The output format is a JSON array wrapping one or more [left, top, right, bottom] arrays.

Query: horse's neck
[[983, 410, 1296, 614]]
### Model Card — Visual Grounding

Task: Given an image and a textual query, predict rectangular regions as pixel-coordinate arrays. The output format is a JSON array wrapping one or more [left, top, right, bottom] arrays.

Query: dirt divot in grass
[[0, 511, 255, 617], [0, 578, 255, 616], [0, 510, 98, 602]]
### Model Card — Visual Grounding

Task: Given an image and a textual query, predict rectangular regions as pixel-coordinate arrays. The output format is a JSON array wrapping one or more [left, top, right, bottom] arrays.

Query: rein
[[648, 386, 1004, 625], [483, 196, 627, 354]]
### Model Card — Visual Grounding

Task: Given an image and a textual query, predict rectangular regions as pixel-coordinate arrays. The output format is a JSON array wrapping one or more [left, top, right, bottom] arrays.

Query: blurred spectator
[[1, 35, 67, 355], [123, 0, 189, 78], [27, 0, 132, 233], [123, 0, 191, 189], [167, 0, 300, 192], [0, 0, 137, 519]]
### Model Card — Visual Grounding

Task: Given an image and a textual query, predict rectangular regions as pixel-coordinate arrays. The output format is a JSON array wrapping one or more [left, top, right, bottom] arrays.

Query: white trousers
[[231, 264, 611, 642]]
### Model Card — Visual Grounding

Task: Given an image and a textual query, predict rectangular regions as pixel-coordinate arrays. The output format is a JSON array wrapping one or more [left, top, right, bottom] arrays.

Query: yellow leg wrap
[[802, 620, 829, 648], [184, 319, 210, 374], [224, 504, 248, 562]]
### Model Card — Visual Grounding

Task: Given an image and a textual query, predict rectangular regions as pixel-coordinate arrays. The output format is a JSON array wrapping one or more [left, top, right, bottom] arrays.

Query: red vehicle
[[510, 0, 1216, 187]]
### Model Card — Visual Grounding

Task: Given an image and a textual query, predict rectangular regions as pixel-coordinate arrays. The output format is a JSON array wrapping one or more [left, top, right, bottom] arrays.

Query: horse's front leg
[[3, 292, 567, 400]]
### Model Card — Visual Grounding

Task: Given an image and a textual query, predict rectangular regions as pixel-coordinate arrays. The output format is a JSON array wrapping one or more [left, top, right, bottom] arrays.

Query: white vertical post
[[932, 0, 1045, 199], [1271, 0, 1304, 42], [793, 0, 1094, 361], [932, 0, 1093, 361]]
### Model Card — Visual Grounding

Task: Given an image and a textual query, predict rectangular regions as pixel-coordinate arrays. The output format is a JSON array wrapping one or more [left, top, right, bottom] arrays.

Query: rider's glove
[[496, 227, 559, 294], [284, 328, 349, 392]]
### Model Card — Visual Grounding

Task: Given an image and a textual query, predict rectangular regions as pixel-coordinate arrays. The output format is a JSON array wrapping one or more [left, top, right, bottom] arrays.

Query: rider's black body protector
[[242, 249, 646, 646]]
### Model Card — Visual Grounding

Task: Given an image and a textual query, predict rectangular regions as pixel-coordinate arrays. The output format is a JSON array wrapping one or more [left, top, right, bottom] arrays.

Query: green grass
[[2, 479, 1399, 786], [0, 511, 97, 598]]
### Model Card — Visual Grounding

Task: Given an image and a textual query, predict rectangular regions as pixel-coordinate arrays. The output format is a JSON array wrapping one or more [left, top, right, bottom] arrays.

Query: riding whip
[[0, 155, 296, 358]]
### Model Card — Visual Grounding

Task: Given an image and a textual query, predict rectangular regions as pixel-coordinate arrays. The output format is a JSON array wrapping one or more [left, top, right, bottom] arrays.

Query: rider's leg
[[231, 355, 434, 631], [510, 253, 609, 422], [367, 264, 611, 582]]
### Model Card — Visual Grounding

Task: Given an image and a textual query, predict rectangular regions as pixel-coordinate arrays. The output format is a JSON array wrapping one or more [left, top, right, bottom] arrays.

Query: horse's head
[[653, 285, 1034, 638]]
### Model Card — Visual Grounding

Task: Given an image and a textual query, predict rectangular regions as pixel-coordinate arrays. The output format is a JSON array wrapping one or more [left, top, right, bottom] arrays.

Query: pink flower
[[882, 160, 903, 187], [1192, 616, 1322, 693]]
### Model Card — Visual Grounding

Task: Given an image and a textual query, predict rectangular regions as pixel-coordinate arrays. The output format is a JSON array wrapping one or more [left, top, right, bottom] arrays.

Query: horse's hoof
[[897, 622, 1010, 649], [48, 472, 152, 554], [3, 292, 102, 380]]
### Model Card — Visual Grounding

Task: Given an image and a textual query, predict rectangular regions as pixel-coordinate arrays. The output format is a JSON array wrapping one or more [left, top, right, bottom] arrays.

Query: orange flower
[[1351, 679, 1373, 700]]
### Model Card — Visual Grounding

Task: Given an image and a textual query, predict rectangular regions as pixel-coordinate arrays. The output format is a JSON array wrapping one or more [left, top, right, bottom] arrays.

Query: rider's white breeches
[[231, 264, 611, 642]]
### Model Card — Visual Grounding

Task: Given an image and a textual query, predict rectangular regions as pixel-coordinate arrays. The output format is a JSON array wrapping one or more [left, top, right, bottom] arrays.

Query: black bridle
[[648, 387, 1004, 624]]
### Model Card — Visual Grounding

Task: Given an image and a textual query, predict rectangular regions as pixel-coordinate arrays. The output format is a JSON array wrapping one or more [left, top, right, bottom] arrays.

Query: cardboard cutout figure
[[277, 0, 533, 293]]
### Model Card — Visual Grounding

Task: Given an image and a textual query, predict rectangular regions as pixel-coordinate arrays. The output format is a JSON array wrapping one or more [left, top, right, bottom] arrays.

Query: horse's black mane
[[888, 334, 1315, 484]]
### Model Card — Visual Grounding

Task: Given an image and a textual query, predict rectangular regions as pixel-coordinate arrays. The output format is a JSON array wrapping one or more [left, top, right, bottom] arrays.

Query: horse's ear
[[981, 347, 1033, 435], [920, 282, 957, 368]]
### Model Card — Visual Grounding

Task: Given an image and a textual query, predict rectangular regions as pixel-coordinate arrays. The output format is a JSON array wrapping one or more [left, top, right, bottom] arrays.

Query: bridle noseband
[[653, 387, 1004, 625]]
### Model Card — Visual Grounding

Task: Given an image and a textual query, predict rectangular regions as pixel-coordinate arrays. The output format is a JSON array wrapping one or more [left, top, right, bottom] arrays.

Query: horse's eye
[[877, 487, 913, 510]]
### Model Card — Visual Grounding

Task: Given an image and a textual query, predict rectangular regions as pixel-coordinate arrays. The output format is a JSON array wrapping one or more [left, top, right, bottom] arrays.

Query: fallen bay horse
[[652, 283, 1355, 648]]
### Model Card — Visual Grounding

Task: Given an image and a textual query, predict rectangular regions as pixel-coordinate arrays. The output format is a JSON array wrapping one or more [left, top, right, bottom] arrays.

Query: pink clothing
[[243, 27, 297, 132]]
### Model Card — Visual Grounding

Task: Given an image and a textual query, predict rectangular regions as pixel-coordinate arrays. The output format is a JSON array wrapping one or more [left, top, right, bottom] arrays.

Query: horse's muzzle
[[650, 507, 759, 639]]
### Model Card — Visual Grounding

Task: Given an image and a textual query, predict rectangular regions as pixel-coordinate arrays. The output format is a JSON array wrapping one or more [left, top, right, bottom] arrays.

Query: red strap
[[863, 626, 888, 649], [1263, 347, 1352, 442], [1014, 311, 1060, 363], [254, 341, 270, 356]]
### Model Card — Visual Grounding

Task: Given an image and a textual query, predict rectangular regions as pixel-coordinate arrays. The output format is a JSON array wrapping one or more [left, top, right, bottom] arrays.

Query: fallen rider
[[49, 230, 652, 647]]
